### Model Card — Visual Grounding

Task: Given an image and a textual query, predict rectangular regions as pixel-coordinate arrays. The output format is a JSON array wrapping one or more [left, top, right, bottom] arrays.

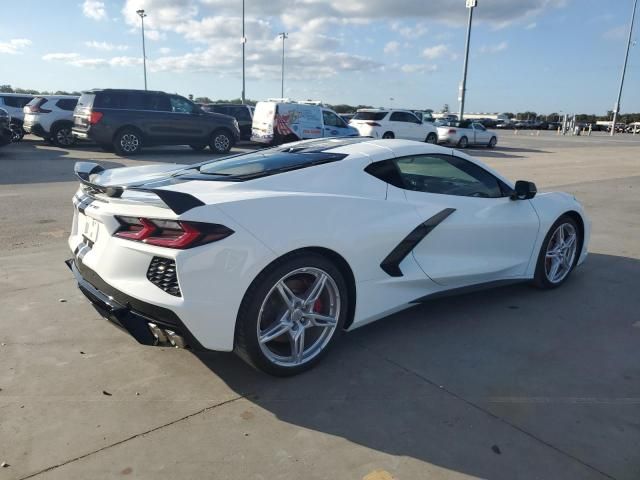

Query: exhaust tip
[[148, 323, 186, 348]]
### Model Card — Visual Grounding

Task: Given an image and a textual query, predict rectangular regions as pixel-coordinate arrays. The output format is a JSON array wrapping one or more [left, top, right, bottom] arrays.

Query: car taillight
[[448, 129, 457, 134], [114, 216, 234, 249], [89, 111, 103, 125], [366, 122, 381, 127]]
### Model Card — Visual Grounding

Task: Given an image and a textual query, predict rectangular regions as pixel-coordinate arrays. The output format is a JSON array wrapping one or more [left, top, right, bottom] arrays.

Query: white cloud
[[159, 47, 172, 54], [85, 41, 129, 51], [400, 63, 438, 74], [422, 44, 450, 60], [42, 52, 141, 69], [0, 38, 32, 55], [42, 52, 80, 61], [526, 22, 537, 29], [479, 41, 508, 54], [391, 21, 428, 38], [82, 0, 107, 21], [384, 41, 400, 54]]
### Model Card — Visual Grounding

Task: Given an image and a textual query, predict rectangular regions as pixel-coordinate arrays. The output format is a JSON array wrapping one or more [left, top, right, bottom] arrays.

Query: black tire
[[488, 136, 497, 148], [209, 129, 233, 154], [235, 251, 349, 376], [10, 125, 24, 142], [532, 215, 581, 289], [190, 144, 207, 152], [426, 132, 437, 144], [457, 136, 469, 148], [51, 124, 76, 147], [382, 132, 394, 139], [113, 128, 143, 156]]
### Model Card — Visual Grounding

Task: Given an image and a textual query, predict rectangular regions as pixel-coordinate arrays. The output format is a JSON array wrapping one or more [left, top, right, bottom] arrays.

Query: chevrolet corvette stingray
[[67, 137, 590, 375]]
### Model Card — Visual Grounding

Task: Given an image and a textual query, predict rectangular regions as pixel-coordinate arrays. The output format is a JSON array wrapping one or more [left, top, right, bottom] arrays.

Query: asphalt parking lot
[[0, 132, 639, 479]]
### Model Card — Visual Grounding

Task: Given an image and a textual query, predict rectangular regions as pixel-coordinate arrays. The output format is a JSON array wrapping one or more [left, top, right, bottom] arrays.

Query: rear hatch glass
[[74, 93, 96, 128], [353, 111, 388, 121]]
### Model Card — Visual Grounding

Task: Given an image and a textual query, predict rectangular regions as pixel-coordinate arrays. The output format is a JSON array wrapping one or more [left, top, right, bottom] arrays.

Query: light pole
[[458, 0, 476, 121], [279, 32, 288, 98], [611, 0, 637, 136], [241, 0, 246, 104], [136, 9, 148, 90]]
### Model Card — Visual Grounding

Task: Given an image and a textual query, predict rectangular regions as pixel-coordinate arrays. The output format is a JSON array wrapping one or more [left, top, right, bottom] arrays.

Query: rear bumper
[[24, 122, 48, 137], [66, 258, 206, 351]]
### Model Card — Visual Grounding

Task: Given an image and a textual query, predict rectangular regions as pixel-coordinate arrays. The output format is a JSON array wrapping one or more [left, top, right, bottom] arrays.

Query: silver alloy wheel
[[459, 136, 468, 148], [544, 223, 577, 284], [257, 267, 340, 367], [120, 133, 140, 153], [426, 133, 437, 144], [56, 127, 74, 146], [213, 133, 230, 152]]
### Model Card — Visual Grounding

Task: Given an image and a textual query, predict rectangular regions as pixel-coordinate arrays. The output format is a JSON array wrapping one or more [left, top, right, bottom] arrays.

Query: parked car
[[350, 109, 438, 143], [251, 100, 358, 145], [66, 137, 590, 375], [23, 95, 79, 147], [339, 113, 355, 123], [0, 93, 34, 142], [201, 103, 253, 141], [0, 108, 12, 147], [437, 120, 497, 148], [72, 89, 240, 155]]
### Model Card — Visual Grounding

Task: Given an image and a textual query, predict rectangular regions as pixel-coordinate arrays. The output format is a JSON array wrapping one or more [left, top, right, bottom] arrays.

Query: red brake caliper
[[313, 298, 323, 312]]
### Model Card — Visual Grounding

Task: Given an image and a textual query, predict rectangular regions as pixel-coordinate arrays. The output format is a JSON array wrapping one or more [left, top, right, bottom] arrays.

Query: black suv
[[72, 89, 240, 155], [0, 108, 12, 147], [200, 103, 253, 140]]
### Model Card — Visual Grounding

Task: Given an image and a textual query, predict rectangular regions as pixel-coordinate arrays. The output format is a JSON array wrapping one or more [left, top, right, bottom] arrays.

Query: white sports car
[[67, 138, 590, 376]]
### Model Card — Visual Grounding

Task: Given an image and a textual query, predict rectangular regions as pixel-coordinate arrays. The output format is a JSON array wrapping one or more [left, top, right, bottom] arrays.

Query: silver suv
[[23, 95, 79, 146]]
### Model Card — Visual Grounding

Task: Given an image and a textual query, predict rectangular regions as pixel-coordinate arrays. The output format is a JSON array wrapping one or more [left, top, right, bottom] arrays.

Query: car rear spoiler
[[73, 161, 205, 215]]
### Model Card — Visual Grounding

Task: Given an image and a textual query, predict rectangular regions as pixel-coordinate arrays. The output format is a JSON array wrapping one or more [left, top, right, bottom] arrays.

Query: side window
[[233, 106, 251, 122], [473, 123, 486, 131], [56, 99, 78, 111], [95, 93, 127, 109], [169, 95, 194, 114], [375, 154, 502, 198], [322, 110, 345, 127], [145, 94, 171, 111], [2, 96, 31, 108], [389, 112, 405, 122]]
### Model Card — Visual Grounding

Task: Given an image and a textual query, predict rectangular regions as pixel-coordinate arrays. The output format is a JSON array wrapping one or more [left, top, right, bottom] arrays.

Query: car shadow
[[194, 252, 639, 479]]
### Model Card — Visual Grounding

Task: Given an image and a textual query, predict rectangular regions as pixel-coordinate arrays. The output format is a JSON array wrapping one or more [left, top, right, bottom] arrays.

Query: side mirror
[[511, 180, 537, 200]]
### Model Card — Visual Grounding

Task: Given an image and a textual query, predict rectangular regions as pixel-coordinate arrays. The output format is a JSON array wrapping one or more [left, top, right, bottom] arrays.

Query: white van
[[251, 100, 359, 145]]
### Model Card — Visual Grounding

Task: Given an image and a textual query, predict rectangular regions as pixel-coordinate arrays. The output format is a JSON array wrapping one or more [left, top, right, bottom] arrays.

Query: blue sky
[[1, 0, 638, 114]]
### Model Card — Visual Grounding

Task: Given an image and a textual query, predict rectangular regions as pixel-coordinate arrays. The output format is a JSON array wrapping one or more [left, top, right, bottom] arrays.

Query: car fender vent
[[147, 256, 181, 297]]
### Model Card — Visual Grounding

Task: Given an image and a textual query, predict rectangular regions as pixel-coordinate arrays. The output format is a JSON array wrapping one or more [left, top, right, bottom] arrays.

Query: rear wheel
[[209, 130, 232, 154], [235, 252, 348, 376], [457, 136, 469, 148], [426, 132, 437, 144], [113, 129, 143, 156], [382, 132, 394, 139], [533, 215, 581, 289], [10, 124, 24, 142], [52, 124, 76, 147]]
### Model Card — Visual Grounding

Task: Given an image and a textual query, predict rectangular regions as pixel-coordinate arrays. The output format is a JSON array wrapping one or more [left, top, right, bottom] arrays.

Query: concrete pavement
[[0, 133, 638, 479]]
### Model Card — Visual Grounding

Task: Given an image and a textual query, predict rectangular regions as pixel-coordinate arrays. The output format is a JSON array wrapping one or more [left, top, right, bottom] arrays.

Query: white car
[[350, 109, 438, 143], [437, 120, 497, 148], [67, 138, 590, 376], [23, 95, 79, 147]]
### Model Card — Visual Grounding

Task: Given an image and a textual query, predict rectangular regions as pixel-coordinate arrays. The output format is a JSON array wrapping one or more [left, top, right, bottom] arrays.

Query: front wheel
[[209, 130, 232, 154], [382, 132, 395, 139], [488, 136, 497, 148], [533, 215, 581, 289], [10, 125, 24, 142], [235, 252, 348, 376], [425, 132, 437, 144]]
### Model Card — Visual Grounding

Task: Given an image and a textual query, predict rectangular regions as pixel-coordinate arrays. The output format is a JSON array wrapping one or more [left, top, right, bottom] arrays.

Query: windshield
[[353, 111, 388, 121]]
